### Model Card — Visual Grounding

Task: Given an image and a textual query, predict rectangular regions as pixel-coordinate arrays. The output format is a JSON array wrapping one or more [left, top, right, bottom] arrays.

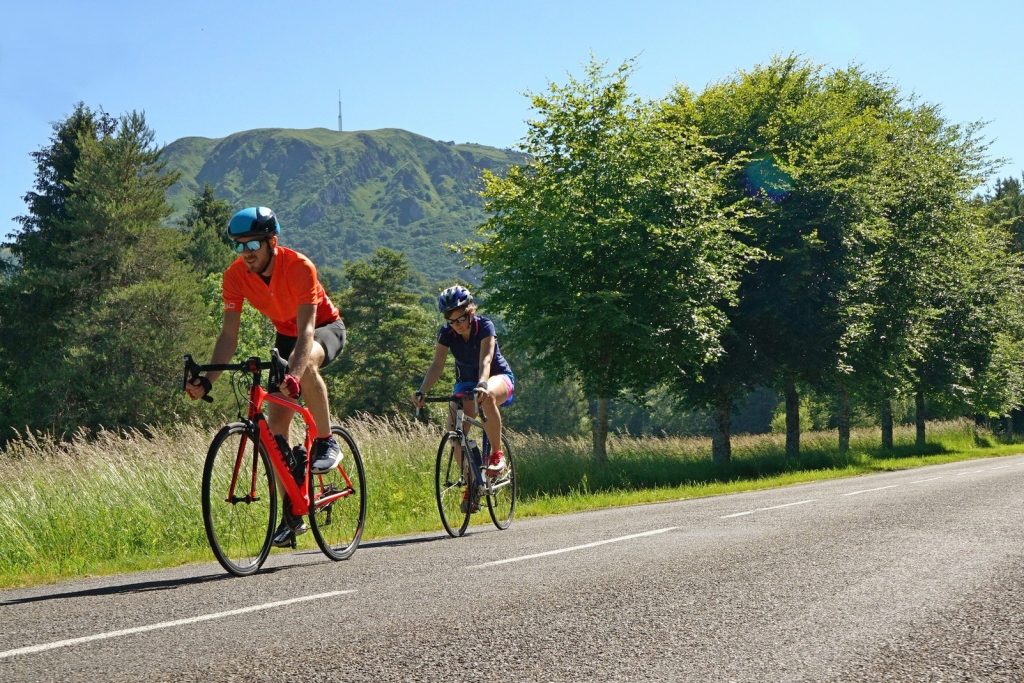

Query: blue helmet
[[438, 285, 473, 314], [227, 206, 280, 239]]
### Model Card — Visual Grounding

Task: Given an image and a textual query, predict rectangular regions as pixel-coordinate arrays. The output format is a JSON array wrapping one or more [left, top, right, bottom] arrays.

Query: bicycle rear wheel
[[435, 432, 471, 537], [309, 425, 366, 561], [202, 422, 277, 576], [484, 435, 516, 530]]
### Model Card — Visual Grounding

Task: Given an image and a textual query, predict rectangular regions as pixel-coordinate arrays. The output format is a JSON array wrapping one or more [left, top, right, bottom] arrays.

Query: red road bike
[[184, 351, 366, 576]]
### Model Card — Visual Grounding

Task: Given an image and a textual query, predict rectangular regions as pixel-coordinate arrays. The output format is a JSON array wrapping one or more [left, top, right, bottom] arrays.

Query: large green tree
[[327, 248, 436, 417], [677, 57, 887, 459], [472, 59, 751, 461], [0, 109, 211, 435]]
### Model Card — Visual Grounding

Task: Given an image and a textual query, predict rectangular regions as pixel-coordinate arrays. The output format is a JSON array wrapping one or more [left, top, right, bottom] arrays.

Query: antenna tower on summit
[[337, 90, 343, 132]]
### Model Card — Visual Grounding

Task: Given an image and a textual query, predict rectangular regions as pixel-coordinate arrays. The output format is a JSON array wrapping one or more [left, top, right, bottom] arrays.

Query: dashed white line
[[842, 484, 900, 497], [0, 590, 355, 660], [466, 527, 679, 569], [720, 499, 817, 519], [990, 465, 1011, 470], [910, 476, 944, 484]]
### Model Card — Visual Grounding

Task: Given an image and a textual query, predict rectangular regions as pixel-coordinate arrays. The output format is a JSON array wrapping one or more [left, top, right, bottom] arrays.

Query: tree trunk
[[785, 380, 800, 458], [711, 399, 732, 465], [588, 397, 609, 463], [915, 388, 926, 447], [881, 399, 894, 450], [837, 385, 850, 454]]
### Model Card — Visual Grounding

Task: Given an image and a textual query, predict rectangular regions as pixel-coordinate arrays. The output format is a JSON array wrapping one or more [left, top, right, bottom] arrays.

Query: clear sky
[[3, 0, 1021, 241]]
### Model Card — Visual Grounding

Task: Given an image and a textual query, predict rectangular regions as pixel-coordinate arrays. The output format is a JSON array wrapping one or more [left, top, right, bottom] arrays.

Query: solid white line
[[0, 590, 355, 660], [466, 527, 679, 569], [720, 499, 817, 519], [910, 476, 943, 484], [843, 484, 899, 497]]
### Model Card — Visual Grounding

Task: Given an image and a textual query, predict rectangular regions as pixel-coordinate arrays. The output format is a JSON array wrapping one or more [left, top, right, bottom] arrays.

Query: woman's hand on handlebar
[[411, 391, 426, 410], [185, 375, 212, 401]]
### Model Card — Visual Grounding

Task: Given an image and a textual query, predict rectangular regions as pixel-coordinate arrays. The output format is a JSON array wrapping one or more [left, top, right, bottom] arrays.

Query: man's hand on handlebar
[[281, 373, 302, 399]]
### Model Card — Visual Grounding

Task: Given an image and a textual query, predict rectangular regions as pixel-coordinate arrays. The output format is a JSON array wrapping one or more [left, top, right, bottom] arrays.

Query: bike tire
[[485, 435, 516, 530], [435, 432, 471, 537], [309, 425, 367, 561], [202, 422, 277, 576]]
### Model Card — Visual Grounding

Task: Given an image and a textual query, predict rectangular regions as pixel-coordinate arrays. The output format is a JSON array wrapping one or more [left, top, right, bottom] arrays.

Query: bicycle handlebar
[[183, 350, 289, 403], [414, 391, 487, 423]]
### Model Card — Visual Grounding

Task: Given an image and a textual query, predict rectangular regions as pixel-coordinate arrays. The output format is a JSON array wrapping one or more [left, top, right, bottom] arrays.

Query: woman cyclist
[[412, 286, 514, 511]]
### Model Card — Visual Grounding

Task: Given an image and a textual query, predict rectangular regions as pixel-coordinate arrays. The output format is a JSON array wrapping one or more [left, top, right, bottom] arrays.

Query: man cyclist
[[412, 285, 514, 512], [185, 206, 346, 547]]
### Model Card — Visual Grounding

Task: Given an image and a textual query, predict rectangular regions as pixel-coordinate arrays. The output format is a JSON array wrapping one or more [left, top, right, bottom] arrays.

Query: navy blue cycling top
[[436, 315, 513, 383]]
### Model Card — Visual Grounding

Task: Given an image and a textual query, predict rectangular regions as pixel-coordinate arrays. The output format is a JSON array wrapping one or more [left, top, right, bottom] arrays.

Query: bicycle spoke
[[203, 424, 275, 576], [309, 426, 365, 561], [435, 433, 470, 537]]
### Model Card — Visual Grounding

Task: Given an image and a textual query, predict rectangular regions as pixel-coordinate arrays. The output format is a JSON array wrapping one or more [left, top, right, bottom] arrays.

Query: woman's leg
[[479, 376, 510, 470]]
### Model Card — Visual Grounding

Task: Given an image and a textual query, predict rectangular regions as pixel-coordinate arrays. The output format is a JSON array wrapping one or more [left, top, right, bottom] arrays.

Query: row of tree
[[470, 56, 1024, 462], [1, 56, 1022, 467]]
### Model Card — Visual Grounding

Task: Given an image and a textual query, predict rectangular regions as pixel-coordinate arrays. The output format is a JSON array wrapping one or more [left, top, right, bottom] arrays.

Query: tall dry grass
[[0, 416, 1008, 587]]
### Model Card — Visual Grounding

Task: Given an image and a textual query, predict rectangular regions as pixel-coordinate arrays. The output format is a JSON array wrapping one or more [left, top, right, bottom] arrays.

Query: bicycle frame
[[186, 354, 355, 517], [424, 392, 508, 495]]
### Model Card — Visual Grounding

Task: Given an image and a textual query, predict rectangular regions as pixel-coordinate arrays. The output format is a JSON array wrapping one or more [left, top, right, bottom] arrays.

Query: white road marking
[[0, 590, 355, 660], [466, 527, 679, 569], [719, 499, 817, 519], [910, 476, 943, 484], [990, 465, 1011, 470], [842, 484, 900, 497]]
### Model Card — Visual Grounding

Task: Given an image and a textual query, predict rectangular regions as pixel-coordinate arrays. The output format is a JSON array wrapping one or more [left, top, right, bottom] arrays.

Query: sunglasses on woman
[[231, 238, 266, 253], [447, 312, 471, 325]]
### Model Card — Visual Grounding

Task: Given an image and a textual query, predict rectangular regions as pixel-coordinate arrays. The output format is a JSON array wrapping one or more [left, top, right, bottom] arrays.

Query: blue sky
[[3, 0, 1020, 241]]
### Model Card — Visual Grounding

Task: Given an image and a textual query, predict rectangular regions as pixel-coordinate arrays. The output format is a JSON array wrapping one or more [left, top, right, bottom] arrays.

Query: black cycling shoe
[[272, 513, 308, 548]]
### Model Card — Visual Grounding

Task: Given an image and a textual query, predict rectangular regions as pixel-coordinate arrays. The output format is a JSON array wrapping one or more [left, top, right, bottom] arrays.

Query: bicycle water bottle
[[467, 438, 483, 484], [290, 444, 307, 484]]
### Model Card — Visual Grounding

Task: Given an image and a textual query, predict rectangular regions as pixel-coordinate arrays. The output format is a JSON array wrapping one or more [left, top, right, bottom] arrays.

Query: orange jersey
[[222, 246, 340, 336]]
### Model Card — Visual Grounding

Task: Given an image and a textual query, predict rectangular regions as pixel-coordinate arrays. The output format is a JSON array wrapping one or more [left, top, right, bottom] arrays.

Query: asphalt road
[[2, 455, 1023, 682]]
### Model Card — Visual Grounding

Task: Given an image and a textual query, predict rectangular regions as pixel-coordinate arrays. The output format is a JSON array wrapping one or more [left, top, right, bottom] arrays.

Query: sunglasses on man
[[231, 238, 266, 254], [447, 312, 471, 325]]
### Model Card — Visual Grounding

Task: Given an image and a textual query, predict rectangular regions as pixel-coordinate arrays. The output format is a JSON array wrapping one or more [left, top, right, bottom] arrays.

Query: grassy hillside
[[162, 127, 528, 281]]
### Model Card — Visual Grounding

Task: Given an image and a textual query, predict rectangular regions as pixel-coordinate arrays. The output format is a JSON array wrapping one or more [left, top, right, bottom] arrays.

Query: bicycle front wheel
[[435, 432, 470, 537], [309, 425, 366, 561], [485, 435, 516, 530], [202, 422, 277, 576]]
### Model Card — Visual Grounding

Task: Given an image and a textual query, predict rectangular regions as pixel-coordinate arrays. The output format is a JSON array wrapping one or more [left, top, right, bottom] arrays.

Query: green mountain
[[162, 127, 528, 281]]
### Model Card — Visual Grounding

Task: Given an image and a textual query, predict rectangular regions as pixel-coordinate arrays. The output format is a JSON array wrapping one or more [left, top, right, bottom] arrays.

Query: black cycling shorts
[[275, 319, 346, 369]]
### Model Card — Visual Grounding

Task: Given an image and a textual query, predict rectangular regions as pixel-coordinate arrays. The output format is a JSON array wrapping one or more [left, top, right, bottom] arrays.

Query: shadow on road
[[360, 533, 449, 550], [0, 566, 294, 606]]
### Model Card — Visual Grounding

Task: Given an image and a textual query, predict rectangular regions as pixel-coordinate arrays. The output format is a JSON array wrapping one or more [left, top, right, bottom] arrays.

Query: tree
[[987, 175, 1024, 252], [327, 248, 436, 417], [0, 109, 212, 435], [678, 57, 893, 459], [471, 59, 751, 461], [182, 184, 235, 275], [838, 99, 1012, 449]]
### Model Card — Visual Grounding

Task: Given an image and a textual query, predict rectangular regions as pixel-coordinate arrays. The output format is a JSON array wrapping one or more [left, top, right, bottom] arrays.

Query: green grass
[[0, 418, 1018, 588]]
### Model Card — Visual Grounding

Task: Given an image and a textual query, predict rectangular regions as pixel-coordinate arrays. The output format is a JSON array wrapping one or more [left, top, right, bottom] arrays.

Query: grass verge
[[0, 418, 1017, 588]]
